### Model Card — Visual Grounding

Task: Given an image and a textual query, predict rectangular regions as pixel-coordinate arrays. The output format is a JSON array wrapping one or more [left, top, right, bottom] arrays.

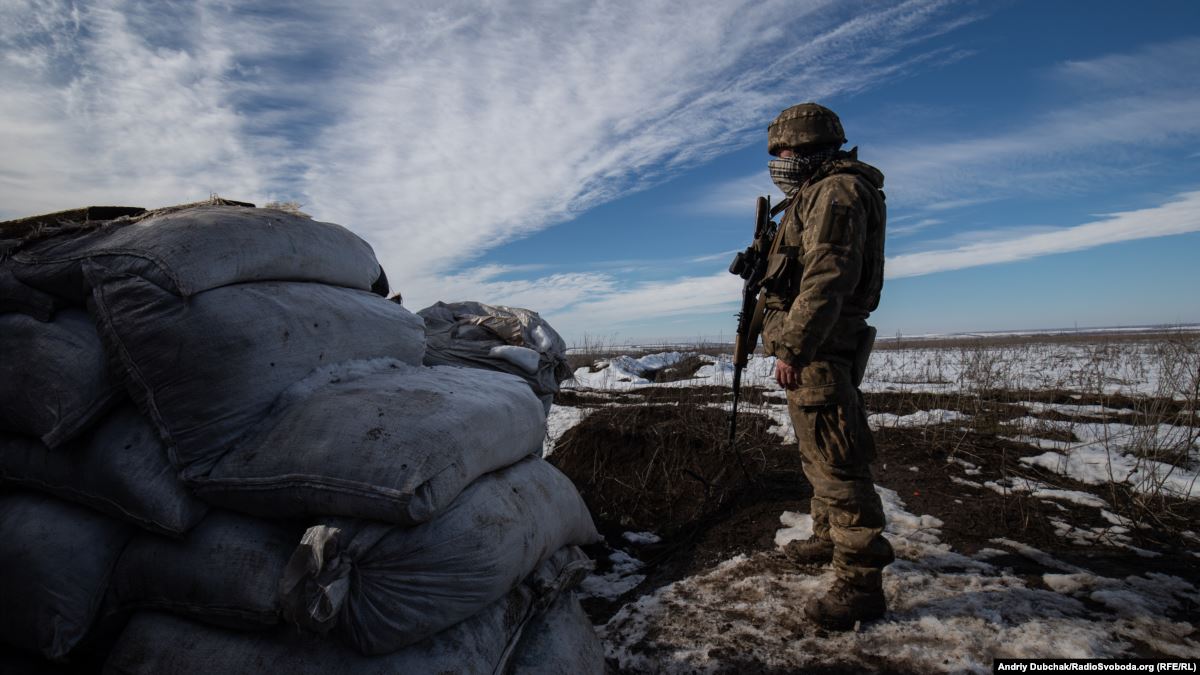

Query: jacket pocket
[[761, 247, 800, 304]]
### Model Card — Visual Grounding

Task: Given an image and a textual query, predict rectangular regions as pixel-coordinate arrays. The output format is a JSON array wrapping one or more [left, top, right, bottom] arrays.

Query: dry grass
[[866, 331, 1200, 542], [562, 330, 1200, 550]]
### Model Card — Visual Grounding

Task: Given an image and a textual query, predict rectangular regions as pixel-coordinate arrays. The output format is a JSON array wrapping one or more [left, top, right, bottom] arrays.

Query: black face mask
[[768, 148, 835, 196]]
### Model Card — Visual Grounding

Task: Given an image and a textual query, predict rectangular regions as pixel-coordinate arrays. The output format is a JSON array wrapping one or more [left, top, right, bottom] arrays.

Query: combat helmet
[[768, 103, 847, 156]]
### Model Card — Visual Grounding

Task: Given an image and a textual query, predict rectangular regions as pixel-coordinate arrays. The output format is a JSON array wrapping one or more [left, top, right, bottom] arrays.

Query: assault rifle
[[727, 195, 789, 471]]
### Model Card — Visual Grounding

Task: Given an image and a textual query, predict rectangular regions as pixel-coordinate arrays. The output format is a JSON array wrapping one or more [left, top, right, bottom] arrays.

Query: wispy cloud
[[890, 217, 942, 237], [0, 1, 270, 213], [686, 173, 778, 217], [528, 188, 1200, 339], [874, 37, 1200, 207], [0, 0, 974, 310], [887, 189, 1200, 278], [302, 0, 979, 296], [1053, 38, 1200, 94], [698, 36, 1200, 219], [689, 250, 740, 264], [546, 271, 742, 337]]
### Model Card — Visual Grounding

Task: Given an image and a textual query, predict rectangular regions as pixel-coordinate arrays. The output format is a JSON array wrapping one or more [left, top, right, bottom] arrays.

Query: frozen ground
[[568, 341, 1200, 512], [598, 488, 1198, 673], [556, 338, 1200, 672]]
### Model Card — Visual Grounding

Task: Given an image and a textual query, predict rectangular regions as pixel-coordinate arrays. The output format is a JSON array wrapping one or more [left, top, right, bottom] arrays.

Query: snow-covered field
[[553, 338, 1200, 672], [570, 338, 1197, 398]]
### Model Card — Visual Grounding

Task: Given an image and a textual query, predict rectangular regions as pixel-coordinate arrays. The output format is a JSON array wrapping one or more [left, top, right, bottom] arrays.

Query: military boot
[[804, 578, 887, 631], [781, 536, 834, 566]]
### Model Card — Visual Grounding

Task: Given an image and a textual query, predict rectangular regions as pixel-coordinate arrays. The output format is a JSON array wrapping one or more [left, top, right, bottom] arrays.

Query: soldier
[[759, 103, 893, 630]]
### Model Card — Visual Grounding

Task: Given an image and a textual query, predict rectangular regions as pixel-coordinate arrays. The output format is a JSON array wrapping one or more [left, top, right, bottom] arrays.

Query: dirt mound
[[550, 393, 809, 622], [550, 402, 798, 539]]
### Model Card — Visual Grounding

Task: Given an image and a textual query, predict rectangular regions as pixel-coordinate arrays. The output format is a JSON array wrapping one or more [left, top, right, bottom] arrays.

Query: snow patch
[[1019, 445, 1200, 499], [878, 485, 944, 548], [948, 457, 983, 475], [581, 548, 646, 601], [981, 477, 1109, 509], [622, 531, 662, 546], [543, 405, 588, 457], [1020, 401, 1135, 417], [868, 409, 970, 430], [773, 511, 814, 548], [572, 352, 777, 390]]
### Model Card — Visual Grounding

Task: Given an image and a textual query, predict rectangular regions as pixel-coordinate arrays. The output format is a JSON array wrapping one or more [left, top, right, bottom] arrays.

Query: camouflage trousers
[[786, 387, 894, 588]]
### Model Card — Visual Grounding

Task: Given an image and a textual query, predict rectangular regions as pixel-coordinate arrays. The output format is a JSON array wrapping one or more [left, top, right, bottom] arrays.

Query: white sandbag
[[10, 205, 385, 302], [104, 552, 582, 673], [0, 265, 62, 321], [418, 301, 572, 412], [0, 492, 132, 662], [87, 271, 426, 479], [279, 458, 600, 655], [196, 361, 546, 524], [509, 592, 606, 675], [105, 511, 301, 630], [0, 404, 207, 535], [0, 309, 121, 447]]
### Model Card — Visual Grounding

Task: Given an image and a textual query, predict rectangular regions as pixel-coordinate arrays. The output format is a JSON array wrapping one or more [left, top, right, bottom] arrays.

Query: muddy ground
[[548, 386, 1200, 634]]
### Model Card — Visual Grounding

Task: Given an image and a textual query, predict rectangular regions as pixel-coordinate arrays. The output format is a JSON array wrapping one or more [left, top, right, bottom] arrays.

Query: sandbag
[[105, 510, 301, 630], [0, 648, 90, 674], [279, 458, 600, 655], [0, 404, 207, 535], [419, 301, 572, 412], [10, 205, 384, 302], [0, 265, 63, 321], [0, 309, 120, 447], [197, 361, 547, 524], [87, 272, 426, 479], [508, 592, 606, 675], [0, 492, 132, 662], [104, 551, 583, 674]]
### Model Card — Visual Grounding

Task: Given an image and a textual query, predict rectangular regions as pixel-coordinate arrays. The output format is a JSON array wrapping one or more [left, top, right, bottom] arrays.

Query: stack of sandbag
[[418, 300, 572, 413], [0, 200, 405, 665], [0, 201, 606, 673]]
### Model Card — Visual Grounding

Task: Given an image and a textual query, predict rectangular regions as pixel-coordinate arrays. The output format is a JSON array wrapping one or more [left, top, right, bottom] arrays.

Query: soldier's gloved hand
[[775, 360, 801, 390]]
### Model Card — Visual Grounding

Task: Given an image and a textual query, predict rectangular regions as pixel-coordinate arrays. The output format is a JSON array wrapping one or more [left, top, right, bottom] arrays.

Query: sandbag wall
[[0, 203, 605, 674]]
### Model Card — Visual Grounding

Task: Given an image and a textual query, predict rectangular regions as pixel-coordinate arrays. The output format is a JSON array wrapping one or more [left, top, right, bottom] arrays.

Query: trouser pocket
[[792, 400, 875, 468]]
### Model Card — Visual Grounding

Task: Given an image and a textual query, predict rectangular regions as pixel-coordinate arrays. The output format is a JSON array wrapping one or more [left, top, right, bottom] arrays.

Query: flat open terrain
[[549, 332, 1200, 673]]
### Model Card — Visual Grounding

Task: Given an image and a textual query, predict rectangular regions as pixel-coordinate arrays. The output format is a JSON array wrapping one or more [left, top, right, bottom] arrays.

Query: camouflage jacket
[[760, 150, 886, 386]]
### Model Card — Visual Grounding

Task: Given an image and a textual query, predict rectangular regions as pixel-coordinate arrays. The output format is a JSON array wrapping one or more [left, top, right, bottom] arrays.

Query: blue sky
[[2, 1, 1198, 343]]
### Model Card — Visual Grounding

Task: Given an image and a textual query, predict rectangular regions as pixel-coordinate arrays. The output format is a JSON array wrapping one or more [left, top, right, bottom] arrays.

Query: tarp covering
[[419, 301, 571, 412]]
